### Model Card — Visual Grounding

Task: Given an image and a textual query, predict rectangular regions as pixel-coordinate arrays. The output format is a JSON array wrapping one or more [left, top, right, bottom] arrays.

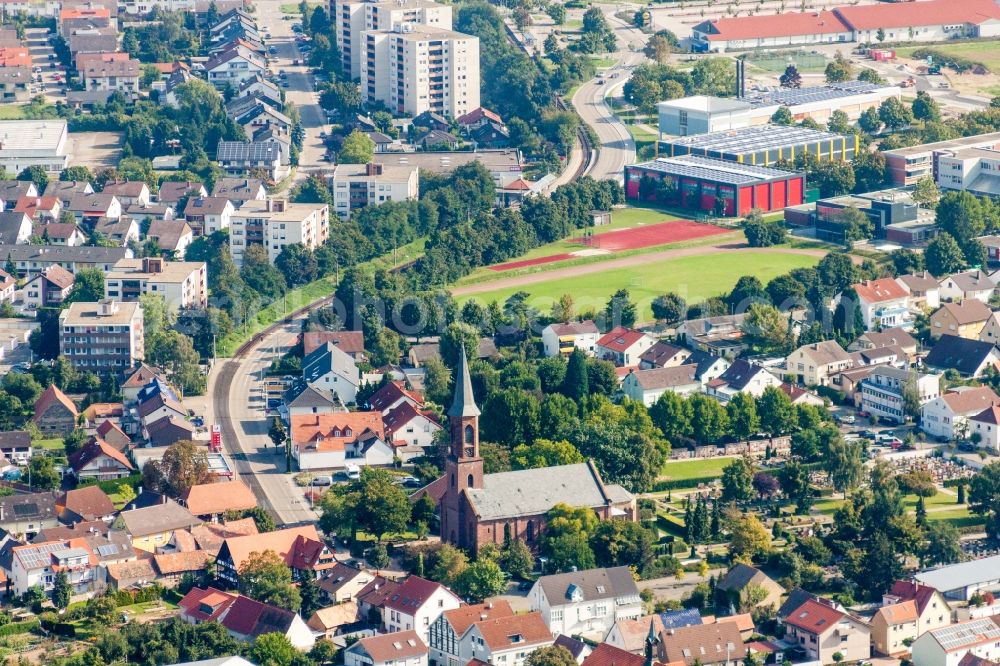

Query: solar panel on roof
[[12, 503, 37, 518]]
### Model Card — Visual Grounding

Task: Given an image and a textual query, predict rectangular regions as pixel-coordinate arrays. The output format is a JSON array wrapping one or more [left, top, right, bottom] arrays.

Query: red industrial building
[[625, 155, 805, 216]]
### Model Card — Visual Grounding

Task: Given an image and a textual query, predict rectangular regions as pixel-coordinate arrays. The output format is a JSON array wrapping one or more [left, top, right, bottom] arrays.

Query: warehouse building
[[883, 132, 1000, 186], [624, 154, 805, 216], [658, 82, 900, 137], [659, 124, 857, 167], [0, 120, 69, 176]]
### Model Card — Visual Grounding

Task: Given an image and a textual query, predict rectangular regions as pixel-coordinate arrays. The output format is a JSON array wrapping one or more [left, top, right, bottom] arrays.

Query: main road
[[571, 8, 648, 182]]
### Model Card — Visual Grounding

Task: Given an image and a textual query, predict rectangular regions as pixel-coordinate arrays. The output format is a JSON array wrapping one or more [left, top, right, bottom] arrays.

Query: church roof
[[448, 346, 480, 418], [464, 461, 633, 521]]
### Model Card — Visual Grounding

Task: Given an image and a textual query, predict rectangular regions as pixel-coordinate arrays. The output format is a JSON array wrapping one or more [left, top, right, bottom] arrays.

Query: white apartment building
[[229, 199, 330, 266], [529, 567, 642, 639], [333, 0, 452, 79], [104, 257, 208, 310], [330, 162, 419, 218], [936, 147, 1000, 198], [361, 23, 479, 118], [59, 299, 145, 372], [859, 366, 940, 425]]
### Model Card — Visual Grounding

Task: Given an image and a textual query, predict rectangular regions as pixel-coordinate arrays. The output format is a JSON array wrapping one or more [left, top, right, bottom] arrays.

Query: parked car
[[840, 414, 856, 425], [311, 475, 333, 486]]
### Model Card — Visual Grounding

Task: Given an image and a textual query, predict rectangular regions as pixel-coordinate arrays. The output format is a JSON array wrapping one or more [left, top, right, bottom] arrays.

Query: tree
[[561, 349, 589, 401], [742, 303, 789, 353], [268, 417, 286, 450], [481, 388, 539, 447], [238, 550, 301, 611], [912, 176, 941, 210], [727, 509, 771, 561], [501, 539, 535, 579], [969, 461, 1000, 538], [825, 53, 853, 83], [643, 33, 675, 63], [912, 91, 941, 123], [650, 390, 693, 442], [525, 646, 578, 666], [779, 65, 802, 88], [743, 213, 787, 248], [922, 521, 962, 566], [338, 129, 375, 164], [852, 150, 887, 194], [252, 633, 298, 666], [691, 57, 737, 96], [651, 292, 686, 324], [604, 289, 637, 328], [157, 440, 212, 496], [770, 106, 794, 125], [879, 97, 914, 131], [590, 520, 655, 571], [834, 206, 874, 243], [28, 455, 59, 490], [52, 570, 71, 609], [721, 457, 756, 504], [689, 394, 729, 445], [758, 386, 797, 436], [454, 559, 506, 602], [65, 268, 106, 304], [858, 107, 883, 134], [275, 243, 318, 288], [937, 191, 988, 247], [369, 542, 390, 569], [511, 439, 584, 469], [17, 165, 49, 190], [353, 467, 412, 540], [825, 437, 863, 497], [925, 233, 967, 277], [727, 393, 760, 441]]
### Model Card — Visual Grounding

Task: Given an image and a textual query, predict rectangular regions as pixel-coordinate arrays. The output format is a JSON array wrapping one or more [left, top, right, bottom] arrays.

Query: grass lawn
[[34, 438, 64, 452], [590, 56, 617, 69], [903, 490, 960, 511], [897, 40, 1000, 73], [564, 18, 582, 30], [628, 124, 658, 162], [813, 496, 846, 516], [456, 251, 821, 319], [279, 2, 320, 12], [0, 106, 26, 120], [660, 457, 735, 481]]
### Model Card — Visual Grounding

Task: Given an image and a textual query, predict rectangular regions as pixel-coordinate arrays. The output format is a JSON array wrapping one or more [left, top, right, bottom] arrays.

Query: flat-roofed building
[[104, 257, 207, 310], [59, 299, 144, 371], [370, 149, 523, 188], [329, 162, 419, 218], [0, 120, 69, 176], [883, 132, 1000, 186], [659, 123, 857, 166], [229, 199, 330, 266]]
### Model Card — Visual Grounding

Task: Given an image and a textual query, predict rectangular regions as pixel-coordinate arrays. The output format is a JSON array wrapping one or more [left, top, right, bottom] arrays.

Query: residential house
[[898, 272, 941, 310], [124, 201, 175, 224], [595, 327, 656, 367], [367, 381, 422, 415], [120, 364, 167, 402], [111, 499, 202, 552], [458, 612, 553, 666], [782, 600, 870, 665], [182, 197, 234, 236], [860, 366, 940, 424], [0, 491, 59, 538], [715, 564, 784, 610], [180, 480, 257, 521], [383, 401, 440, 452], [92, 217, 139, 246], [211, 178, 267, 207], [345, 630, 427, 666], [971, 405, 1000, 452], [639, 342, 692, 369], [0, 210, 32, 245], [145, 416, 197, 447], [930, 300, 993, 340], [357, 575, 401, 625], [429, 601, 515, 666], [910, 617, 1000, 666], [852, 278, 912, 330], [923, 335, 1000, 377], [215, 525, 333, 586], [922, 386, 1000, 441], [786, 341, 853, 387], [657, 621, 744, 666], [60, 299, 145, 372], [316, 562, 374, 604], [146, 220, 193, 258], [541, 321, 600, 358], [104, 257, 208, 310], [0, 181, 36, 210], [216, 140, 288, 182], [384, 576, 462, 644], [301, 330, 366, 358], [9, 539, 101, 597], [35, 222, 86, 246], [157, 181, 206, 208], [20, 265, 74, 309], [676, 314, 747, 358], [0, 245, 127, 278], [940, 270, 996, 303], [33, 384, 77, 435], [66, 192, 121, 225], [530, 566, 642, 639], [228, 198, 328, 265], [873, 580, 952, 657], [706, 359, 782, 400], [302, 342, 361, 404], [205, 45, 266, 89], [80, 57, 140, 93], [0, 268, 13, 303], [979, 312, 1000, 346], [604, 614, 674, 653], [56, 486, 116, 523], [13, 195, 61, 223], [621, 366, 701, 406], [179, 587, 316, 650], [43, 180, 92, 207], [282, 382, 344, 418], [0, 431, 30, 464], [307, 603, 361, 639], [96, 420, 130, 450], [850, 327, 919, 359]]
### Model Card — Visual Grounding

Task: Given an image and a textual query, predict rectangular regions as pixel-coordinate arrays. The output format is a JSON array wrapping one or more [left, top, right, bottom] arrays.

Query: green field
[[0, 106, 26, 120], [34, 438, 64, 452], [897, 40, 1000, 73], [456, 251, 821, 319], [660, 457, 735, 481]]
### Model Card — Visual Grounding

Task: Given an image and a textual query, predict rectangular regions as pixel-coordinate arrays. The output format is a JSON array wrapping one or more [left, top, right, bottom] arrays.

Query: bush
[[0, 619, 39, 637], [911, 48, 982, 73]]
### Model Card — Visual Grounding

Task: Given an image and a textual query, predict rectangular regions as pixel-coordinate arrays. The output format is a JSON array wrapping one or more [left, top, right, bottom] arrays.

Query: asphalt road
[[571, 9, 646, 183], [210, 319, 320, 526], [256, 0, 328, 180]]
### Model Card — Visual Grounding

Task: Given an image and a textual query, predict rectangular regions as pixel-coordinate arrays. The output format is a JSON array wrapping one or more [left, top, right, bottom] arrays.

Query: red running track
[[572, 220, 728, 251], [488, 253, 574, 271]]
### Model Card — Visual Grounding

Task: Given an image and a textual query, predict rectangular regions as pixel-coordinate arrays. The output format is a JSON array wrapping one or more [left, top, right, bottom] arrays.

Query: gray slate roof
[[536, 566, 639, 605], [114, 498, 201, 537]]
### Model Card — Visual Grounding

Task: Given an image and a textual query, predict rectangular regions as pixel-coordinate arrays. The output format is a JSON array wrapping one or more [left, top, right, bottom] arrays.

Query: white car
[[840, 415, 856, 425]]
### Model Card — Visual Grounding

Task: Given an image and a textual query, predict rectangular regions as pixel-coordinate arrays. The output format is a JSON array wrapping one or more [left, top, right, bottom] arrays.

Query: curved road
[[572, 8, 648, 182]]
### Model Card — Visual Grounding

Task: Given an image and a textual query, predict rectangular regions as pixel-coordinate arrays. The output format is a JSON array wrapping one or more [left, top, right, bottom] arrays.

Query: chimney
[[272, 199, 286, 213], [735, 59, 745, 99], [142, 257, 163, 274], [366, 163, 383, 176]]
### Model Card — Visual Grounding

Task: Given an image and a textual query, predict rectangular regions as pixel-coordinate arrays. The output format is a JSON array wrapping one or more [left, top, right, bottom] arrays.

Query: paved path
[[452, 244, 831, 296]]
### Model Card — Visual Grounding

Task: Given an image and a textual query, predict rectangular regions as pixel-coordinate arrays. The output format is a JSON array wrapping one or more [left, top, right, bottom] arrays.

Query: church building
[[434, 347, 637, 552]]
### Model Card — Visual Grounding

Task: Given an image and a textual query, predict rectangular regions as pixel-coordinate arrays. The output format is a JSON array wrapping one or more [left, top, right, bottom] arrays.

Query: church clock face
[[464, 446, 475, 457]]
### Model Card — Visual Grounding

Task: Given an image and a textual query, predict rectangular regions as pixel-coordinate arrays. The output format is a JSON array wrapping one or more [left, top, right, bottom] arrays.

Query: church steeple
[[448, 345, 480, 418], [644, 619, 660, 666]]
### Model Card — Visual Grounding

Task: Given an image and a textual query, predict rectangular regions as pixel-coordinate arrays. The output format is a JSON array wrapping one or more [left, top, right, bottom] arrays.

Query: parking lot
[[24, 27, 66, 102]]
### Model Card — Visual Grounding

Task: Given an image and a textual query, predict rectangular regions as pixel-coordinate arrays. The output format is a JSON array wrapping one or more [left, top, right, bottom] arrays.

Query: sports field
[[574, 219, 728, 252], [456, 250, 821, 320]]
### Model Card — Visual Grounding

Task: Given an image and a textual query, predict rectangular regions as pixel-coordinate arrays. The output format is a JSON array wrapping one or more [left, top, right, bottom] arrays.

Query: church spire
[[448, 345, 480, 418]]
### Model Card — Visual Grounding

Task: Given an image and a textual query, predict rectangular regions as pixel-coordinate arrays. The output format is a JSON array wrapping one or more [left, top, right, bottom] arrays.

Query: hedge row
[[0, 619, 39, 637], [911, 48, 983, 73], [78, 474, 142, 495]]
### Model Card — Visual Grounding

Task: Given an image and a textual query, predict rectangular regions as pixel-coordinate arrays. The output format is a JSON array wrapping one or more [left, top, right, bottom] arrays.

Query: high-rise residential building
[[229, 199, 330, 266], [59, 299, 144, 372], [361, 23, 479, 118], [333, 0, 452, 80], [329, 162, 419, 218]]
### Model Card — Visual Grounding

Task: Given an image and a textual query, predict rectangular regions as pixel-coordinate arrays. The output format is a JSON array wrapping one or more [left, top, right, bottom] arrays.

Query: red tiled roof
[[583, 643, 647, 666], [68, 437, 134, 473], [221, 525, 324, 571], [383, 401, 438, 436], [853, 278, 908, 304], [178, 586, 237, 622], [384, 575, 453, 613], [357, 576, 401, 609], [474, 612, 551, 650], [369, 380, 424, 412], [835, 0, 1000, 31], [182, 480, 257, 516], [302, 330, 365, 356], [699, 10, 848, 42], [783, 599, 845, 634], [34, 384, 77, 422], [889, 580, 942, 616], [597, 326, 647, 353], [291, 412, 385, 451], [59, 486, 116, 520], [442, 601, 514, 636]]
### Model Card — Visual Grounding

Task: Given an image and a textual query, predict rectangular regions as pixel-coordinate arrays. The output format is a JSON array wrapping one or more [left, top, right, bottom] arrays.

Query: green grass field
[[34, 438, 64, 452], [456, 251, 821, 319], [660, 457, 735, 481], [897, 40, 1000, 73], [0, 106, 26, 120]]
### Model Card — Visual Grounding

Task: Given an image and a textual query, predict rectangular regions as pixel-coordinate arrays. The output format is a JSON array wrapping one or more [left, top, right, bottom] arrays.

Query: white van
[[311, 475, 333, 486], [346, 464, 361, 480]]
